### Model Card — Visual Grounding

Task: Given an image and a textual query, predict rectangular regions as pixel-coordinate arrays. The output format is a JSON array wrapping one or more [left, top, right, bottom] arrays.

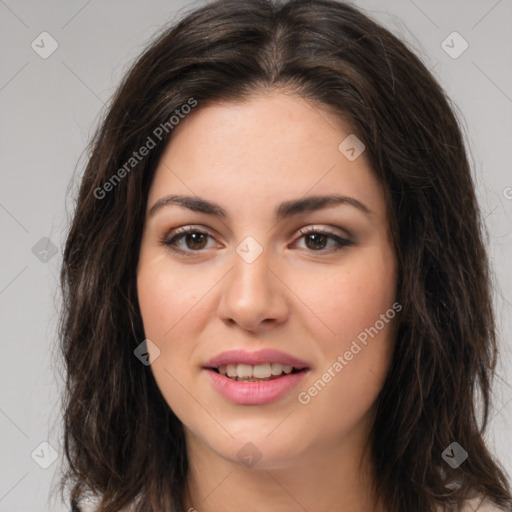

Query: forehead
[[148, 91, 386, 217]]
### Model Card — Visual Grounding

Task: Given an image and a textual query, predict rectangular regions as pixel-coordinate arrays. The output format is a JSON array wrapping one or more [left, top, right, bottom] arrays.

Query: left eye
[[161, 226, 352, 254], [293, 228, 352, 252]]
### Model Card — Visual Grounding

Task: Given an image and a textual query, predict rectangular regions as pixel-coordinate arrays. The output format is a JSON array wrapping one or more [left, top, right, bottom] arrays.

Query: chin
[[191, 425, 312, 470]]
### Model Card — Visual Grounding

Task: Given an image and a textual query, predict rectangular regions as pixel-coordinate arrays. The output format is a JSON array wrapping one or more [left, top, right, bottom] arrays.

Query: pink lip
[[203, 349, 311, 406], [205, 368, 309, 405], [203, 349, 310, 369]]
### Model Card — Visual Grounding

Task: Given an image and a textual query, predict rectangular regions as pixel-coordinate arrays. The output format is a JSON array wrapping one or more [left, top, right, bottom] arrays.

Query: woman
[[57, 0, 512, 511]]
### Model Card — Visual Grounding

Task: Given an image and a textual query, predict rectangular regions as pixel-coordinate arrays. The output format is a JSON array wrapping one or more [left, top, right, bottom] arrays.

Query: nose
[[217, 247, 290, 333]]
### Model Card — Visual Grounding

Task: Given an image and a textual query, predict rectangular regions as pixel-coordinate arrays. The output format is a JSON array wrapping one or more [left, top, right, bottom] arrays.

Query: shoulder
[[77, 497, 136, 512], [459, 497, 510, 512], [436, 497, 510, 512]]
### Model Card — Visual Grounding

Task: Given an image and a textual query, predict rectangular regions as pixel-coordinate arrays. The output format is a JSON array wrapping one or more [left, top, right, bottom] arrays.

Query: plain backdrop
[[0, 1, 511, 511]]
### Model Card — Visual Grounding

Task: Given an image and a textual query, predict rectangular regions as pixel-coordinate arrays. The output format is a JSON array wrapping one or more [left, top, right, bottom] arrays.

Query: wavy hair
[[57, 0, 512, 511]]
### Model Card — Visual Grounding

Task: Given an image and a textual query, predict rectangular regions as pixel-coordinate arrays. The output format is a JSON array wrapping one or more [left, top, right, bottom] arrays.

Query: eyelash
[[160, 225, 353, 256]]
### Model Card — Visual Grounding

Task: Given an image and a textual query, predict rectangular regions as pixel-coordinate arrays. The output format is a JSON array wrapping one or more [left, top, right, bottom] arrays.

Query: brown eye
[[162, 226, 216, 253], [161, 225, 353, 257], [294, 227, 353, 253], [304, 233, 329, 250], [182, 232, 208, 250]]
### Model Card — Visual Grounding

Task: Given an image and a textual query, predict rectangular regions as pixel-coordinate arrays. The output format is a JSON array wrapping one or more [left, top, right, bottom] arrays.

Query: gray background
[[0, 1, 511, 510]]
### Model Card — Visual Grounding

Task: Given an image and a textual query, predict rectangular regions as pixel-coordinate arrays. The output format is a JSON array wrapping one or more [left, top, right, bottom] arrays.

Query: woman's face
[[137, 91, 399, 469]]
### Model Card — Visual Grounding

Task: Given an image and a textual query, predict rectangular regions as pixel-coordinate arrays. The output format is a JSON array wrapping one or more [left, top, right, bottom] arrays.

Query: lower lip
[[205, 368, 309, 405]]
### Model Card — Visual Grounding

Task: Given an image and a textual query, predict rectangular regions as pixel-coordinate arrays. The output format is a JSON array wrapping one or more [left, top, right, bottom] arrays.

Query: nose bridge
[[234, 243, 272, 299], [218, 238, 288, 330]]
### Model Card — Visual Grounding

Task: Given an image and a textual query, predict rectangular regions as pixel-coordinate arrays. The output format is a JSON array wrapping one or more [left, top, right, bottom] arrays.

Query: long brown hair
[[57, 1, 512, 511]]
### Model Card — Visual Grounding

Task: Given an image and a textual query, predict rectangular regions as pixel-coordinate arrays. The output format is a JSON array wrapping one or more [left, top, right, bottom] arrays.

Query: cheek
[[299, 243, 397, 350], [137, 257, 208, 342], [296, 245, 398, 414], [136, 262, 206, 412], [137, 260, 208, 419]]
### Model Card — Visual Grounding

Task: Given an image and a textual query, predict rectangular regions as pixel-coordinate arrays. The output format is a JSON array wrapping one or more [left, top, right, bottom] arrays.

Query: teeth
[[253, 363, 272, 378], [226, 364, 237, 378], [270, 363, 282, 376], [217, 363, 297, 379], [270, 363, 292, 375], [237, 364, 253, 378]]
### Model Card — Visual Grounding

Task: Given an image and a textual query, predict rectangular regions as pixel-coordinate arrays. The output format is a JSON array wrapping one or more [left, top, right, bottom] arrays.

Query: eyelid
[[295, 224, 351, 239]]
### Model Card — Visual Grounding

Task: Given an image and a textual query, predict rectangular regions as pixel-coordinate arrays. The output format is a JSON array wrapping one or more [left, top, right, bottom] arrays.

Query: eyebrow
[[148, 193, 373, 220]]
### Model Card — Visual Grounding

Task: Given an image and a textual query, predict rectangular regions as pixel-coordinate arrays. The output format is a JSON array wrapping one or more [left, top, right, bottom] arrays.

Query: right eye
[[161, 226, 220, 254]]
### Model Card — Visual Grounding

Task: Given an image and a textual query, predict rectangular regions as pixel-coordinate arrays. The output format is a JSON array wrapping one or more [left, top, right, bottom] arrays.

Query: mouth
[[202, 349, 311, 405], [206, 363, 307, 382]]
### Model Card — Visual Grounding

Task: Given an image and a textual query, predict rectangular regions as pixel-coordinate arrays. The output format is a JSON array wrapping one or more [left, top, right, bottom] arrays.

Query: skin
[[137, 90, 399, 512]]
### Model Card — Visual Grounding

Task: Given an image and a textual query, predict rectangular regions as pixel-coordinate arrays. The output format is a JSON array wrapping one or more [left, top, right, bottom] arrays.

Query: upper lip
[[203, 349, 310, 370]]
